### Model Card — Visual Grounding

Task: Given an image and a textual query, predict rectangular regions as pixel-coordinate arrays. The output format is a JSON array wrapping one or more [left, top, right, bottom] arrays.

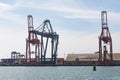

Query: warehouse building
[[66, 53, 120, 61]]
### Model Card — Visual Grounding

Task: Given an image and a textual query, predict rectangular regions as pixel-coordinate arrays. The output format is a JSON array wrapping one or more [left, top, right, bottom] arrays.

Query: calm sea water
[[0, 66, 120, 80]]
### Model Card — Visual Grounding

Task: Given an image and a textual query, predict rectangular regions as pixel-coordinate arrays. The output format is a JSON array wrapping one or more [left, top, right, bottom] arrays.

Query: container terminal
[[0, 11, 120, 66]]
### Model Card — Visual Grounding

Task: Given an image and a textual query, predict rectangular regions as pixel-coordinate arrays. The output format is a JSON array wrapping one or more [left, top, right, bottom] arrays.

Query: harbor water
[[0, 66, 120, 80]]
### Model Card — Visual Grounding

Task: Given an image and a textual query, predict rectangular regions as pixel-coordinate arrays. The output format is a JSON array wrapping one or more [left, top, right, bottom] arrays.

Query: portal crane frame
[[99, 11, 113, 63], [26, 15, 40, 63], [30, 20, 59, 64]]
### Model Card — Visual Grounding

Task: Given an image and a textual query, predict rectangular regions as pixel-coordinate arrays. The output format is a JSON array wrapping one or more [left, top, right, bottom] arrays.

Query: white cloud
[[42, 5, 100, 19], [1, 0, 120, 24], [7, 0, 99, 19], [0, 2, 25, 26], [13, 0, 120, 21], [0, 2, 12, 13]]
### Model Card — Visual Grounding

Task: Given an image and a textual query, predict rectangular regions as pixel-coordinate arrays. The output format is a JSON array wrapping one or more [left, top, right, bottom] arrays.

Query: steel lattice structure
[[99, 11, 113, 62], [26, 15, 40, 63], [26, 15, 59, 64], [30, 20, 59, 64]]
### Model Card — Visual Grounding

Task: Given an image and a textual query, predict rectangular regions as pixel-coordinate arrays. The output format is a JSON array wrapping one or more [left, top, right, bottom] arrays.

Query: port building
[[66, 53, 120, 61]]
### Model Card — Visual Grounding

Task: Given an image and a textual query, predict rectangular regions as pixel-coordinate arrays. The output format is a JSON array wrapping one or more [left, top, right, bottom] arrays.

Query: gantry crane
[[26, 15, 40, 63], [30, 20, 59, 64], [99, 11, 113, 63], [26, 15, 59, 64]]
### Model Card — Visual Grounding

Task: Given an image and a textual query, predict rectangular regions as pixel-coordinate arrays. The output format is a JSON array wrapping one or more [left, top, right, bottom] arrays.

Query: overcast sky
[[0, 0, 120, 59]]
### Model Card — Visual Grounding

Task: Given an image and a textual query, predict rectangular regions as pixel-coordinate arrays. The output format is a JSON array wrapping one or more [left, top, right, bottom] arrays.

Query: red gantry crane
[[99, 11, 113, 63], [26, 15, 40, 63]]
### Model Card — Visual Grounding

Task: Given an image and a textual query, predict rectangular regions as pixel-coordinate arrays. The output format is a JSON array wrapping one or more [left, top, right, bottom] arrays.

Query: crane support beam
[[30, 30, 58, 38]]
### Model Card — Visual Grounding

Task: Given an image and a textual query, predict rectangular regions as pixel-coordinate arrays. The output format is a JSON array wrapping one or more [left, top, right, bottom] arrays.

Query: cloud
[[1, 0, 120, 23], [0, 2, 11, 13], [5, 0, 98, 19], [13, 0, 120, 21], [0, 2, 25, 26], [40, 4, 100, 19]]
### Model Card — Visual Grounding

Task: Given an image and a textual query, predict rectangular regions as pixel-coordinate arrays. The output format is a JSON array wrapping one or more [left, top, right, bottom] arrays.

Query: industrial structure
[[65, 53, 120, 66], [26, 15, 59, 64], [66, 53, 120, 61], [1, 51, 25, 65], [1, 11, 120, 66], [26, 15, 40, 63], [99, 11, 113, 63]]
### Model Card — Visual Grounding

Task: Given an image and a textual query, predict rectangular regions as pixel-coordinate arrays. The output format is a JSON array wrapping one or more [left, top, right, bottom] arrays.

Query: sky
[[0, 0, 120, 59]]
